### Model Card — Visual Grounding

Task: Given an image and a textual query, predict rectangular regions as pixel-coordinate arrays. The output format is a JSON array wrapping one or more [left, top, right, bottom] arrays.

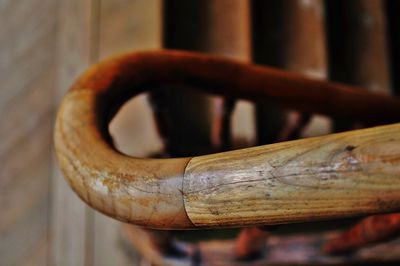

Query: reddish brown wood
[[323, 213, 400, 254], [72, 50, 400, 131], [234, 227, 269, 260]]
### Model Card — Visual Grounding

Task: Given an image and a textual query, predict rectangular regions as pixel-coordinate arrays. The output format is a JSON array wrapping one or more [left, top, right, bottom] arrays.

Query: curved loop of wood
[[55, 50, 400, 229]]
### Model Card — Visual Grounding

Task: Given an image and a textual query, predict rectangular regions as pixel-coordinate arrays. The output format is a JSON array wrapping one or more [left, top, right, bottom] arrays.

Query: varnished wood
[[55, 50, 400, 229], [184, 123, 400, 227]]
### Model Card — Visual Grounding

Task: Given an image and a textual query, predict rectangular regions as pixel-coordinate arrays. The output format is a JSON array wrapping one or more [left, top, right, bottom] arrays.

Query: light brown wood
[[94, 1, 162, 265], [55, 50, 400, 229], [283, 0, 330, 138], [281, 0, 327, 77], [55, 89, 192, 227], [184, 123, 400, 227]]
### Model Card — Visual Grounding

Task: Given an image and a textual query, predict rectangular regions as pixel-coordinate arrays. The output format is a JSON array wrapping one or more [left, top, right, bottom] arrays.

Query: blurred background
[[1, 0, 400, 265]]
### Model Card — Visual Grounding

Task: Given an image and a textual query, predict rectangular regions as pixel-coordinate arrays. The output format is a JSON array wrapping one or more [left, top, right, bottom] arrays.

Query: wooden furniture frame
[[55, 50, 400, 231]]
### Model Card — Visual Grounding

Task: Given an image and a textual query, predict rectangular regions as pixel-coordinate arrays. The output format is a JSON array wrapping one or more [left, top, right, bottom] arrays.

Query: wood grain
[[94, 1, 162, 265], [55, 51, 400, 229], [55, 88, 192, 228], [184, 123, 400, 227]]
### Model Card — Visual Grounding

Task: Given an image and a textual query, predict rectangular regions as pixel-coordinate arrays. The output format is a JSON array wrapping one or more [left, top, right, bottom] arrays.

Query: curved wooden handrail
[[55, 50, 400, 229]]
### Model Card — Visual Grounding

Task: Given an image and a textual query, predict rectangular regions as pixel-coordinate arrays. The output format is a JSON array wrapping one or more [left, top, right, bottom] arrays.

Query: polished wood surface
[[185, 123, 400, 227]]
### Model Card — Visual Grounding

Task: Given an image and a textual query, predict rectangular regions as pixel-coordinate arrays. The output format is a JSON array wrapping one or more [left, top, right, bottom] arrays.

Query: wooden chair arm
[[54, 50, 400, 229]]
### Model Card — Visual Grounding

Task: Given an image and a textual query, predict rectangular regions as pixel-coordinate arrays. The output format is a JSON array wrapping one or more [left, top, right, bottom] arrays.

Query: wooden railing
[[55, 50, 400, 229]]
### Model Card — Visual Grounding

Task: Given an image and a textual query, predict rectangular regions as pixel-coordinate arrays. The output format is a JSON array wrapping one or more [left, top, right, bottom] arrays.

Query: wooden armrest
[[54, 50, 400, 229]]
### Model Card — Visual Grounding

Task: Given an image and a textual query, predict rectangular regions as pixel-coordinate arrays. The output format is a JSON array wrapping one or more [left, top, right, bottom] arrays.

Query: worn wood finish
[[55, 87, 192, 228], [245, 3, 328, 256], [55, 50, 400, 229], [94, 1, 162, 265], [148, 1, 252, 260], [184, 123, 400, 227], [323, 0, 395, 254]]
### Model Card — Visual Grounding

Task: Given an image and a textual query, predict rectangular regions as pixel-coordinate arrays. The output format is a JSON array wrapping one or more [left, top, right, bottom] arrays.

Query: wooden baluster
[[325, 0, 391, 131], [149, 0, 251, 260], [216, 98, 236, 152], [252, 0, 328, 145], [323, 0, 397, 254], [386, 0, 400, 95], [239, 0, 327, 260], [323, 213, 400, 254]]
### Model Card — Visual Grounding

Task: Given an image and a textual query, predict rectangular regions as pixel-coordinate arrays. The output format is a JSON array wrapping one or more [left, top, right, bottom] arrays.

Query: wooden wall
[[0, 0, 57, 265]]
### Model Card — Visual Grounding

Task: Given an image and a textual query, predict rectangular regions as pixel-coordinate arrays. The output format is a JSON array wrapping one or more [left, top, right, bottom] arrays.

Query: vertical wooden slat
[[164, 0, 250, 58], [105, 0, 164, 158], [280, 0, 327, 78], [142, 1, 252, 263], [325, 0, 391, 130], [386, 0, 400, 95], [161, 0, 214, 156], [283, 0, 329, 137], [251, 0, 285, 145], [51, 0, 98, 265], [252, 0, 328, 143], [161, 0, 251, 156], [93, 1, 163, 265], [323, 1, 395, 254], [326, 0, 390, 94], [0, 0, 57, 265]]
